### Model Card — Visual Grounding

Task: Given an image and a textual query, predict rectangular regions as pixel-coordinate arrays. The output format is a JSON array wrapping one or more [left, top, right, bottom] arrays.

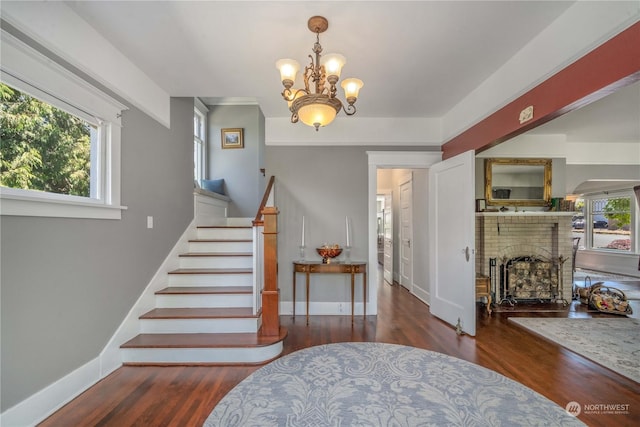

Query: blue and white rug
[[204, 342, 584, 426]]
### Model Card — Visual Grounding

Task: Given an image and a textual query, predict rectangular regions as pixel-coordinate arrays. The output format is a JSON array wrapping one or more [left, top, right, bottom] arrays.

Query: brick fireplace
[[475, 212, 574, 304]]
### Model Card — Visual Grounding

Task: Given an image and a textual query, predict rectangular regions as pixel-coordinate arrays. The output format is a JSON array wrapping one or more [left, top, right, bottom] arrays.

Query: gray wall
[[266, 146, 369, 306], [208, 105, 265, 217], [0, 98, 194, 410]]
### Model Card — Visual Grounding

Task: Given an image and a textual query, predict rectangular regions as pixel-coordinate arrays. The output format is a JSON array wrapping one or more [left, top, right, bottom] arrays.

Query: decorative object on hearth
[[588, 284, 632, 315], [276, 16, 363, 131], [316, 244, 342, 264]]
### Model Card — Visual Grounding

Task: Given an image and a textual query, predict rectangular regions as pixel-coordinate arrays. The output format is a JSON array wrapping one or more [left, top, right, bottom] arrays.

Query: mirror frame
[[485, 158, 552, 207]]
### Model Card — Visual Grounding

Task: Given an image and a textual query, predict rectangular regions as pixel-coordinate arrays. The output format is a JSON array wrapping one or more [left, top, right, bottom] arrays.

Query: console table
[[292, 261, 367, 324]]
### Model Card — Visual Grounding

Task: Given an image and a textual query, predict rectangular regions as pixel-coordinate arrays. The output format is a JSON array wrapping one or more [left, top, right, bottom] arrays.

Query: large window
[[1, 83, 97, 198], [572, 190, 636, 253], [0, 29, 126, 219]]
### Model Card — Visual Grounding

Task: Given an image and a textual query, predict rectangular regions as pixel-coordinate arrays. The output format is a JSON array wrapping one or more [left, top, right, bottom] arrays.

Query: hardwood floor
[[39, 276, 640, 427]]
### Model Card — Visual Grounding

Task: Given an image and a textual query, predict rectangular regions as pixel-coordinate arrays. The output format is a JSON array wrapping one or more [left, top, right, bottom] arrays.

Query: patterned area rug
[[204, 342, 584, 426], [510, 318, 640, 383]]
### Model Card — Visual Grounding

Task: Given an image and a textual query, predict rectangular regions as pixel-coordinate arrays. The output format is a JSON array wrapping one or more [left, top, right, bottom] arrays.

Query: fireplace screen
[[506, 257, 557, 300], [498, 255, 561, 304]]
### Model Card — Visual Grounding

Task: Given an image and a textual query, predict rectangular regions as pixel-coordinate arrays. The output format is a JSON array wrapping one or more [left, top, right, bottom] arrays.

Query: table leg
[[351, 272, 355, 323], [363, 270, 367, 318], [306, 271, 310, 325], [292, 271, 296, 318]]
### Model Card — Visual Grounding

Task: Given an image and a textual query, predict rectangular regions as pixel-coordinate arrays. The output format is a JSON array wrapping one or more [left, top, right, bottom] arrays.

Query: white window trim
[[194, 98, 209, 182], [0, 29, 128, 219]]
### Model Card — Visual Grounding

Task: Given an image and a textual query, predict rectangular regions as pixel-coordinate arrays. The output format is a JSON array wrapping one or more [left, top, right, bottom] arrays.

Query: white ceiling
[[65, 0, 574, 119], [61, 0, 637, 143], [525, 80, 640, 143]]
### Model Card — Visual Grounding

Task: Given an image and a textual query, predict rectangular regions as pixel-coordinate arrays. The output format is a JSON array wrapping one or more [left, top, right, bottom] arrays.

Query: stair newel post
[[261, 206, 280, 336]]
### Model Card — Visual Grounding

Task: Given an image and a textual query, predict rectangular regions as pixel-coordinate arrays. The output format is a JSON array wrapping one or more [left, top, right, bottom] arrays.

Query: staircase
[[120, 218, 286, 365]]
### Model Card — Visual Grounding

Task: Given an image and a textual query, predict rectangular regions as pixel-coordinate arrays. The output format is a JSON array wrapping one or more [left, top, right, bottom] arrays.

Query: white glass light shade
[[320, 53, 346, 79], [341, 78, 364, 100], [276, 59, 300, 83], [298, 102, 337, 128]]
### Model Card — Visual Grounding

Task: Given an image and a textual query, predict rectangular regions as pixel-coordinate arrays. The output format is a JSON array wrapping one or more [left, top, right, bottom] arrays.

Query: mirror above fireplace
[[485, 158, 551, 207]]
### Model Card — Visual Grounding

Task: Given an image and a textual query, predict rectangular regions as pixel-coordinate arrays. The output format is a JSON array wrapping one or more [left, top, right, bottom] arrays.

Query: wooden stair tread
[[156, 286, 252, 295], [121, 329, 287, 349], [179, 252, 252, 257], [168, 268, 252, 275], [140, 307, 257, 319]]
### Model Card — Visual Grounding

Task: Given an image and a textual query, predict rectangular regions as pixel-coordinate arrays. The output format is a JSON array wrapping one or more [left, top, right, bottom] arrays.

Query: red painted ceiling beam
[[442, 21, 640, 160]]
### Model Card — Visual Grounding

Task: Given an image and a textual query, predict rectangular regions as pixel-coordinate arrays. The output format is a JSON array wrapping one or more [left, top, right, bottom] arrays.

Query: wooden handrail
[[253, 175, 275, 226]]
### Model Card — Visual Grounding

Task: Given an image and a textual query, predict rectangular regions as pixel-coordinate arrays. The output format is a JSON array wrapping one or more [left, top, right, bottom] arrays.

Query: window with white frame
[[1, 82, 99, 198], [194, 107, 206, 183], [0, 29, 127, 219], [572, 190, 637, 253]]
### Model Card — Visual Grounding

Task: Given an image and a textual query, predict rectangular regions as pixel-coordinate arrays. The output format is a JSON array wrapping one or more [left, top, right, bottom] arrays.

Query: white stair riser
[[140, 318, 259, 334], [156, 294, 252, 308], [197, 228, 252, 240], [168, 273, 253, 287], [203, 217, 253, 227], [179, 256, 252, 269], [122, 342, 283, 364], [189, 241, 253, 253]]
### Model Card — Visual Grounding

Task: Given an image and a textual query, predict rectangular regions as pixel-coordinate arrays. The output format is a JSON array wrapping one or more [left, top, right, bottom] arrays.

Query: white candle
[[301, 216, 305, 247], [345, 216, 350, 247]]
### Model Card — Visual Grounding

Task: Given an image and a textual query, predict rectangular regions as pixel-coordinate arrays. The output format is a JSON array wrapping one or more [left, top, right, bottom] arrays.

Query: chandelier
[[276, 16, 363, 131]]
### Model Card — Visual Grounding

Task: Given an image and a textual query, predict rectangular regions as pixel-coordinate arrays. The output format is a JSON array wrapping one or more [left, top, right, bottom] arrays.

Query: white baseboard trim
[[411, 284, 430, 306], [281, 301, 370, 316], [0, 357, 100, 427]]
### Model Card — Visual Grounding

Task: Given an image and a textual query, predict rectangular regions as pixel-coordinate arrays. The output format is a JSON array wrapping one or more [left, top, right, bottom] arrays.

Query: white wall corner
[[442, 1, 640, 142], [1, 1, 171, 128]]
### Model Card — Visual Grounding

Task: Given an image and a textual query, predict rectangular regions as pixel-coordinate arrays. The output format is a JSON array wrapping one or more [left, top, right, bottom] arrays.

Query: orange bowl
[[316, 247, 343, 259]]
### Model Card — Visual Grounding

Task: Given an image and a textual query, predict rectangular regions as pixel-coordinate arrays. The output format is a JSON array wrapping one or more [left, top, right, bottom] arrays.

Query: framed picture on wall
[[221, 128, 244, 149]]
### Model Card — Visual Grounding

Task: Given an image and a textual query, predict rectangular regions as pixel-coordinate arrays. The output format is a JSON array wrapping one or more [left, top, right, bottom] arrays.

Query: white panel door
[[428, 151, 476, 335], [399, 178, 413, 290], [383, 193, 393, 284]]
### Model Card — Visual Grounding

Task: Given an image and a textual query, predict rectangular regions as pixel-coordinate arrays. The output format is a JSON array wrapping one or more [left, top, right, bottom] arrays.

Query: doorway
[[367, 152, 442, 315]]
